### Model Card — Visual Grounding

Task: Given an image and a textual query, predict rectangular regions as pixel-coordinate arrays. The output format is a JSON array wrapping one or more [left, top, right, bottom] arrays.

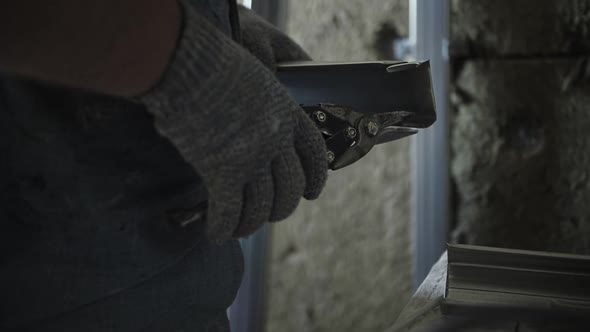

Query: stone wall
[[450, 0, 590, 253], [263, 1, 590, 330], [265, 1, 412, 331]]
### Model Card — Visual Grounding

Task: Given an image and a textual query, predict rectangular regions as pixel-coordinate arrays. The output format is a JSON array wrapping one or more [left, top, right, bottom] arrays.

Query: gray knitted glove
[[140, 1, 327, 240], [238, 5, 311, 70]]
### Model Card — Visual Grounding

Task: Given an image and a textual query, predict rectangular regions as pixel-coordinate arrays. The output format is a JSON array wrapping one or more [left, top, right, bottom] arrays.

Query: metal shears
[[277, 60, 436, 170]]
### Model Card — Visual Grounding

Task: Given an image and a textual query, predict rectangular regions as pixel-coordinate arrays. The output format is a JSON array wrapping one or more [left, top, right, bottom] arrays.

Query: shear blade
[[374, 127, 419, 145]]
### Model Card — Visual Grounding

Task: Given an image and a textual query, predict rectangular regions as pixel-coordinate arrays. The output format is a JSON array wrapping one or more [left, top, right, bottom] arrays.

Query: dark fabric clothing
[[0, 1, 243, 331]]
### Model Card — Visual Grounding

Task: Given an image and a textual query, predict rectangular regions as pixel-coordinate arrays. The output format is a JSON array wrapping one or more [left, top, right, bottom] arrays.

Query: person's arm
[[0, 0, 329, 239], [0, 0, 180, 96]]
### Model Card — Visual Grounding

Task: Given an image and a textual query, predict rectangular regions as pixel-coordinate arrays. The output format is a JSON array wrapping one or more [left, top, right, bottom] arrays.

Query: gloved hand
[[140, 1, 327, 240], [237, 5, 311, 71]]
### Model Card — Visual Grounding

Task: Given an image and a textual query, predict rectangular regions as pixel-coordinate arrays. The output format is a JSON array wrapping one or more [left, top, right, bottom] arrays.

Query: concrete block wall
[[265, 1, 412, 331], [450, 0, 590, 253]]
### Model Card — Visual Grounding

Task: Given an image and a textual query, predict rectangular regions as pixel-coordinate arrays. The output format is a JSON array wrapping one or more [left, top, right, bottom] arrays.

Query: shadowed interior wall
[[264, 1, 412, 331], [450, 0, 590, 253]]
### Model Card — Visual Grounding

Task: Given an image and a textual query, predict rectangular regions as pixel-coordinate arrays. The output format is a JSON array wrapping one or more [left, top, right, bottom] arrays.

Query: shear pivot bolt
[[326, 151, 335, 163], [315, 111, 327, 122], [346, 127, 357, 139], [367, 121, 379, 136]]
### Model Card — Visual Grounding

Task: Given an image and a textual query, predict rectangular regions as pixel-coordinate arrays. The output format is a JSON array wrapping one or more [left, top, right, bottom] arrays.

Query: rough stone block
[[285, 0, 409, 62], [451, 59, 590, 253], [451, 0, 590, 57]]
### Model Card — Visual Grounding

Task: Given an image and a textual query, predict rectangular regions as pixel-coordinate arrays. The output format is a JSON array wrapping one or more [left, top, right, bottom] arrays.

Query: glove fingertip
[[272, 37, 312, 64], [269, 149, 305, 221]]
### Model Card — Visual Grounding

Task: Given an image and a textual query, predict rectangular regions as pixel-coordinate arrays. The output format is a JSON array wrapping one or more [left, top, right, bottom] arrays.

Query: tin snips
[[277, 60, 436, 170]]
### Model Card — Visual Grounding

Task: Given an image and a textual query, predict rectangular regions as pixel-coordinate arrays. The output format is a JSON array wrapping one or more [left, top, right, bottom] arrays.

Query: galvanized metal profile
[[409, 0, 450, 290], [228, 226, 270, 332], [444, 244, 590, 321]]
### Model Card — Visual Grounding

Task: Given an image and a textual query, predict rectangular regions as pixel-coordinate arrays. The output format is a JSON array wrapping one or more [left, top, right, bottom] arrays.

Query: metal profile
[[410, 0, 450, 290], [443, 244, 590, 322]]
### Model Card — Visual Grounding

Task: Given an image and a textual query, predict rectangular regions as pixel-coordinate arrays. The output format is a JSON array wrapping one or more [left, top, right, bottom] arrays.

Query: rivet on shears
[[366, 121, 379, 136], [346, 127, 357, 139], [315, 111, 327, 122], [326, 151, 335, 163]]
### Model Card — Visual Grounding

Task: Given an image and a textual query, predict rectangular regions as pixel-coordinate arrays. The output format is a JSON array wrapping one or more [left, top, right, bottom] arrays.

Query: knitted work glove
[[238, 5, 311, 70], [140, 1, 327, 240]]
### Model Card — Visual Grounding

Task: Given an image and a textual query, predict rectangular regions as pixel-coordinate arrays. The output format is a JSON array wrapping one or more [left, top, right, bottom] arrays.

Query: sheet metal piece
[[277, 60, 436, 128], [442, 244, 590, 326], [278, 61, 436, 170]]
